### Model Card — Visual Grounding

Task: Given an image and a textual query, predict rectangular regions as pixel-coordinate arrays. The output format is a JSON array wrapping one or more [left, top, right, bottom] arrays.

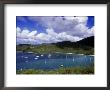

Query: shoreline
[[16, 65, 94, 74], [16, 50, 94, 56]]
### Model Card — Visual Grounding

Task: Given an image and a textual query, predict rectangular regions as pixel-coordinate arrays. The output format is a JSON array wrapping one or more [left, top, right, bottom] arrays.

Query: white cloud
[[16, 27, 21, 33], [16, 27, 84, 44], [16, 28, 37, 44], [27, 31, 37, 39], [28, 16, 94, 37], [36, 33, 49, 41], [17, 29, 29, 39], [16, 16, 94, 44], [64, 16, 88, 24], [17, 38, 37, 45], [57, 32, 82, 42], [46, 28, 57, 36]]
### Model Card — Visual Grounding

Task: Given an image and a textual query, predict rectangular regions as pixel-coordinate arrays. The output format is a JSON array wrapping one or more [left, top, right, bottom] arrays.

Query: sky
[[16, 16, 94, 45]]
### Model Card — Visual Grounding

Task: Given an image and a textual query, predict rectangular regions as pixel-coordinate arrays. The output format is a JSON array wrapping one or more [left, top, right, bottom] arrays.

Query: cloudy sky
[[16, 16, 94, 45]]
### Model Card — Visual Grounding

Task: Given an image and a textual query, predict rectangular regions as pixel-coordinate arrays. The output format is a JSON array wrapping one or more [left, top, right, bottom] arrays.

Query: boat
[[45, 60, 46, 64], [41, 54, 43, 56], [60, 64, 63, 67], [36, 56, 39, 57], [24, 57, 28, 58], [34, 58, 38, 60], [28, 52, 33, 53], [66, 53, 73, 54], [48, 54, 51, 58], [73, 58, 74, 62]]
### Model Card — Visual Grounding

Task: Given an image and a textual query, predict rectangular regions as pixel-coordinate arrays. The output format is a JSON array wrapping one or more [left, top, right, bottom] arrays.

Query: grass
[[17, 65, 94, 74], [16, 44, 94, 55]]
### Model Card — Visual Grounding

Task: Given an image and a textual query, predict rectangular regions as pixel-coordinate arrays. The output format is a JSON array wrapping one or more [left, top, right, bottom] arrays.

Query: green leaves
[[17, 65, 94, 74]]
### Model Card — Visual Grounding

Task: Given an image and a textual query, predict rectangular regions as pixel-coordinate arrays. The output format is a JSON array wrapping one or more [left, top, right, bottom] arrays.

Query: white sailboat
[[66, 54, 67, 60], [24, 56, 28, 59], [36, 56, 39, 57], [48, 53, 51, 58], [45, 60, 47, 64], [34, 58, 38, 60], [73, 57, 74, 62], [41, 54, 43, 56], [60, 64, 63, 67]]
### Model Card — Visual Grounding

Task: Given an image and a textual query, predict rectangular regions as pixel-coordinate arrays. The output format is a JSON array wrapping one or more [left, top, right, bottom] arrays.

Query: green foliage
[[16, 44, 94, 55], [17, 65, 94, 74], [16, 36, 94, 55]]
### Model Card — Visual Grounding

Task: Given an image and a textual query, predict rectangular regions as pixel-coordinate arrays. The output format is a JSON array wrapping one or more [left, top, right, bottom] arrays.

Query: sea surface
[[16, 51, 94, 70]]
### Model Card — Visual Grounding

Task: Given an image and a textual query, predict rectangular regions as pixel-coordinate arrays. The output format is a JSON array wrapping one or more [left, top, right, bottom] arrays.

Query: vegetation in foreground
[[17, 65, 94, 74]]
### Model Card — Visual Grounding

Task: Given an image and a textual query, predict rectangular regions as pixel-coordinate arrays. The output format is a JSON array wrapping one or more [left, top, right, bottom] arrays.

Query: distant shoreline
[[16, 51, 94, 56]]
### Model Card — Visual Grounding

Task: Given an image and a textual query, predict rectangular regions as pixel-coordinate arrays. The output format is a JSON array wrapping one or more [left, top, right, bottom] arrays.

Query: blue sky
[[16, 16, 46, 33], [86, 16, 94, 28], [16, 16, 94, 44]]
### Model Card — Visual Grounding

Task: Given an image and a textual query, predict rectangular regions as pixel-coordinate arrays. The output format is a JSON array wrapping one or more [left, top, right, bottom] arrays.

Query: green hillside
[[16, 36, 94, 55]]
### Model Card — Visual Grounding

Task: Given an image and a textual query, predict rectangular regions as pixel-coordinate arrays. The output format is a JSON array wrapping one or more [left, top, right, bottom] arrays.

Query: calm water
[[16, 51, 94, 70]]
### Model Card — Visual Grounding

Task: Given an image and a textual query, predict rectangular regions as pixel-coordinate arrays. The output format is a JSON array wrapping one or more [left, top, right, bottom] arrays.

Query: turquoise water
[[16, 52, 94, 70]]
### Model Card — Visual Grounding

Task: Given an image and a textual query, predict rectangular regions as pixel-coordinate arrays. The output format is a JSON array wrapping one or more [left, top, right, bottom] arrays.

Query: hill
[[16, 36, 94, 55], [54, 36, 94, 49]]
